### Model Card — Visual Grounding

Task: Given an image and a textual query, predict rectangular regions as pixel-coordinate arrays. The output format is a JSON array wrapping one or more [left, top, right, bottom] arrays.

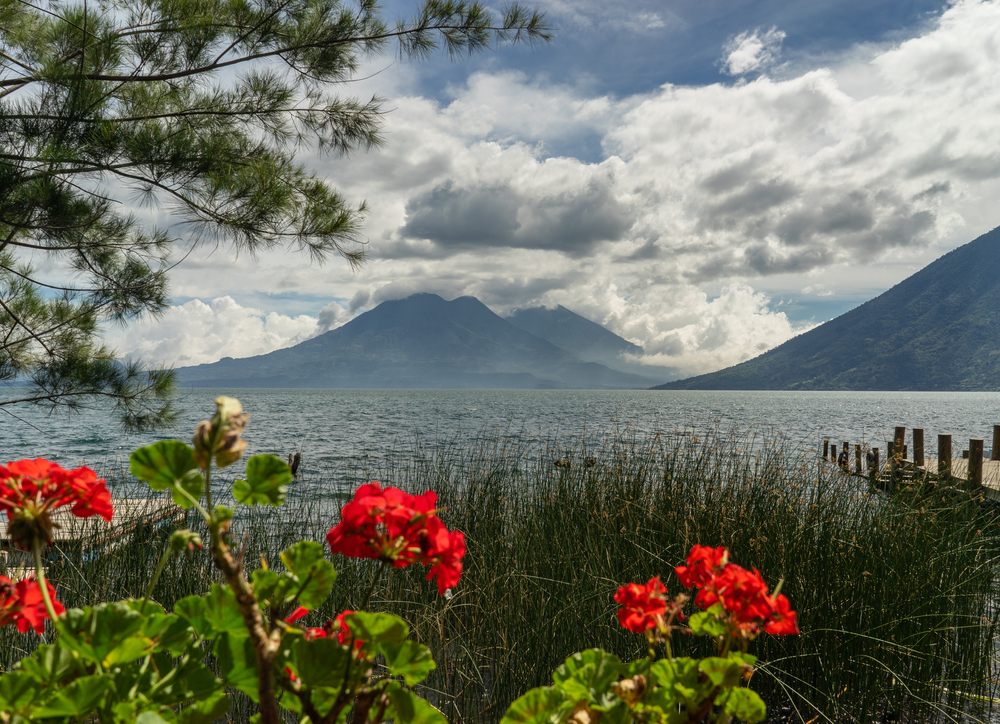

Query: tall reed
[[0, 426, 996, 724]]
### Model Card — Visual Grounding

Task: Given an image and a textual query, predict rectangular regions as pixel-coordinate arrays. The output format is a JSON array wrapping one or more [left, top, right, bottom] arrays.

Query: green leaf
[[152, 615, 200, 656], [135, 713, 172, 724], [292, 638, 353, 688], [381, 641, 437, 685], [500, 686, 575, 724], [176, 585, 246, 638], [148, 658, 223, 704], [719, 688, 767, 723], [234, 454, 290, 507], [688, 610, 727, 639], [345, 611, 408, 644], [0, 671, 39, 712], [384, 682, 448, 724], [698, 657, 742, 689], [251, 569, 279, 607], [215, 633, 259, 702], [57, 602, 151, 667], [728, 651, 758, 668], [178, 693, 230, 724], [650, 658, 701, 709], [174, 596, 213, 638], [553, 649, 623, 697], [129, 441, 205, 508], [16, 643, 84, 683], [279, 541, 336, 609], [32, 674, 113, 717], [205, 584, 249, 636]]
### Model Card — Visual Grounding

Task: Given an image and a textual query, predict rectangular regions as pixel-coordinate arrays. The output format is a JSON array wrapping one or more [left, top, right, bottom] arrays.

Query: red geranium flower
[[334, 610, 366, 657], [614, 577, 668, 633], [764, 594, 799, 636], [0, 575, 64, 634], [675, 545, 728, 589], [677, 545, 799, 638], [326, 482, 465, 595], [0, 458, 113, 549]]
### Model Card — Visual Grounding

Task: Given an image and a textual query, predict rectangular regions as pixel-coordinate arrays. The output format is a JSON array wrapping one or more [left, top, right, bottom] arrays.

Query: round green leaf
[[234, 454, 290, 507], [500, 686, 574, 724], [129, 441, 204, 509], [381, 641, 437, 685]]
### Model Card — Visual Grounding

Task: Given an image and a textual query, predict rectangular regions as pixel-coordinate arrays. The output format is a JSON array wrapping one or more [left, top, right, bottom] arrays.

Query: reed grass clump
[[1, 425, 997, 723]]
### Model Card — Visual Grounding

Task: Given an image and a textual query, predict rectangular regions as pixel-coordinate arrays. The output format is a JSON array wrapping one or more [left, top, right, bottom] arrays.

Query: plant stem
[[204, 455, 214, 512], [141, 541, 173, 614], [203, 454, 280, 724], [360, 563, 386, 611], [31, 540, 60, 625]]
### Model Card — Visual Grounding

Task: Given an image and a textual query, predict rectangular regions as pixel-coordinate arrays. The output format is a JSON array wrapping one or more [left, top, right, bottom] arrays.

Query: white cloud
[[627, 285, 814, 377], [103, 297, 326, 367], [721, 27, 787, 76]]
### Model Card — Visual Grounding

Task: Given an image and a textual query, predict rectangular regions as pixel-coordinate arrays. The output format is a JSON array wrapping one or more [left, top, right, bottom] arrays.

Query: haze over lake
[[7, 390, 1000, 490]]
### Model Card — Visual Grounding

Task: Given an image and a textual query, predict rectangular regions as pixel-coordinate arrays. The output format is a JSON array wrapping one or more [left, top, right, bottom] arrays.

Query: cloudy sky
[[102, 0, 1000, 380]]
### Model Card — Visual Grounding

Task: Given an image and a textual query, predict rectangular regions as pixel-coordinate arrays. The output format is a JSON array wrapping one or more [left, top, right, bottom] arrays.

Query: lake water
[[4, 388, 1000, 487]]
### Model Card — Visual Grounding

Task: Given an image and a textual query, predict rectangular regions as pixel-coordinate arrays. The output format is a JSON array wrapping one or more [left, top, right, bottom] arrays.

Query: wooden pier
[[820, 425, 1000, 501], [0, 498, 184, 577]]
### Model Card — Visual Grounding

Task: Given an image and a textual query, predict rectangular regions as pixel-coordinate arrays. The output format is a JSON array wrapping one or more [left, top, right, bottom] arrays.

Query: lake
[[5, 388, 1000, 488]]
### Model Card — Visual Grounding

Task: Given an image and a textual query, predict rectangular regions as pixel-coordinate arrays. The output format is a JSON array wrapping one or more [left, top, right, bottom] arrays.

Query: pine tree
[[0, 0, 549, 430]]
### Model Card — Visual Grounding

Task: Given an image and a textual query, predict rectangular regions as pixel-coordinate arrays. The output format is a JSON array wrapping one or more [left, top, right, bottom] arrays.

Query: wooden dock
[[821, 425, 1000, 502], [0, 498, 184, 577]]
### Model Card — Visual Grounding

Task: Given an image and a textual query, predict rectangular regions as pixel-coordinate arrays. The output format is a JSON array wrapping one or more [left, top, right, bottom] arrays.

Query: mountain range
[[657, 225, 1000, 391], [176, 293, 665, 389]]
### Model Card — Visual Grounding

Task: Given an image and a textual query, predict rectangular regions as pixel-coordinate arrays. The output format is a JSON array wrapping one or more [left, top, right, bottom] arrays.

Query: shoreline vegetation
[[2, 427, 998, 723]]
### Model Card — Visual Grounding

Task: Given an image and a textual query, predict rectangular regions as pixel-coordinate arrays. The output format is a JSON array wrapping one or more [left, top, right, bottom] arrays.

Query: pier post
[[970, 439, 984, 488], [914, 429, 924, 467], [886, 440, 894, 489], [855, 444, 861, 474], [938, 434, 952, 479], [842, 441, 849, 468], [894, 427, 906, 460], [963, 450, 969, 459], [823, 439, 829, 460], [873, 448, 880, 475], [831, 444, 837, 463], [993, 426, 1000, 461]]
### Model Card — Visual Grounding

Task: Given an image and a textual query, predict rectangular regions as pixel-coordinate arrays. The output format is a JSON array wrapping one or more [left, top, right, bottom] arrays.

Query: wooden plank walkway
[[0, 498, 184, 576], [917, 458, 1000, 500]]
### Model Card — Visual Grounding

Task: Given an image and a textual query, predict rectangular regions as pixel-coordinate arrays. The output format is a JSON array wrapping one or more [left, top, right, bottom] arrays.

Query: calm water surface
[[4, 389, 1000, 479]]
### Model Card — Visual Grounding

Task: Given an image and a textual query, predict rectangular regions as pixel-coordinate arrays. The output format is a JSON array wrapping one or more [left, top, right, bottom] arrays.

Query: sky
[[101, 0, 1000, 381]]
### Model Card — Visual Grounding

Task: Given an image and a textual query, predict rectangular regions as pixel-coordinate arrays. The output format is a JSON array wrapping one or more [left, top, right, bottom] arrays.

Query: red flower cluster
[[326, 483, 465, 595], [285, 607, 332, 643], [333, 609, 366, 656], [676, 545, 798, 637], [0, 575, 64, 634], [0, 459, 113, 548], [615, 577, 668, 633]]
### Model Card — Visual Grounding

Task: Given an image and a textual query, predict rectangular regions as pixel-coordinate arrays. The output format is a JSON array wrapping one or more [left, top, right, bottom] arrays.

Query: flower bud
[[168, 529, 203, 558], [193, 397, 249, 469], [612, 675, 646, 705]]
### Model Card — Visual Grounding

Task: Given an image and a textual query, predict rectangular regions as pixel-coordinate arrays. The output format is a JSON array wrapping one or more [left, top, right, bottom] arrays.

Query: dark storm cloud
[[684, 158, 938, 279], [907, 134, 1000, 182], [686, 193, 935, 281], [698, 179, 800, 232], [398, 176, 632, 257], [623, 237, 662, 261], [912, 181, 950, 200], [774, 191, 876, 246], [401, 182, 522, 246], [700, 155, 768, 194]]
